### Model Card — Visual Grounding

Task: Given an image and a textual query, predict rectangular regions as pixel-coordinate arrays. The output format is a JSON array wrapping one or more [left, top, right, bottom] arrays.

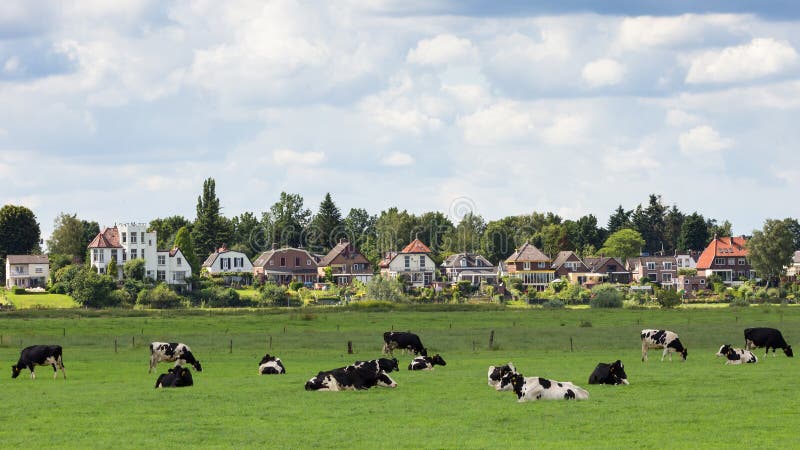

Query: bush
[[108, 289, 133, 307], [655, 288, 682, 309], [70, 268, 117, 308], [49, 282, 69, 294], [123, 259, 146, 280], [730, 297, 751, 308], [136, 284, 184, 309], [259, 283, 291, 306], [590, 284, 623, 308], [199, 286, 248, 308], [365, 276, 405, 302], [11, 285, 26, 295], [542, 299, 565, 309], [289, 281, 304, 291]]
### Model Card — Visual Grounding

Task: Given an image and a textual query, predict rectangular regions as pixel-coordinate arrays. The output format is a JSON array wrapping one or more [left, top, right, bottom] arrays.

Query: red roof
[[87, 227, 121, 249], [696, 236, 748, 269], [401, 238, 432, 254]]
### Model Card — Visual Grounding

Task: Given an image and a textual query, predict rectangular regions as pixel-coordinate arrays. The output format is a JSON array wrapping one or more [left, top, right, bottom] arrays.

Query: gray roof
[[505, 242, 550, 262], [442, 253, 493, 268], [6, 254, 49, 264]]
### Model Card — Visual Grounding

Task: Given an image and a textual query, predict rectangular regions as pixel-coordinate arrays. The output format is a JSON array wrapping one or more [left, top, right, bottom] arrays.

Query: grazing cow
[[717, 346, 758, 365], [382, 331, 427, 357], [11, 345, 66, 380], [354, 358, 399, 373], [488, 363, 517, 390], [155, 365, 194, 388], [304, 362, 398, 391], [588, 360, 629, 385], [501, 372, 589, 402], [258, 354, 286, 375], [408, 354, 446, 371], [641, 329, 688, 362], [149, 342, 203, 373], [744, 328, 793, 357]]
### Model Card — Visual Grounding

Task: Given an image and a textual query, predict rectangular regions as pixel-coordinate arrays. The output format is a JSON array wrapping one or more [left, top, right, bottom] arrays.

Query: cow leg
[[58, 359, 66, 380], [29, 366, 35, 380], [660, 348, 668, 362], [52, 363, 58, 379], [641, 343, 648, 362]]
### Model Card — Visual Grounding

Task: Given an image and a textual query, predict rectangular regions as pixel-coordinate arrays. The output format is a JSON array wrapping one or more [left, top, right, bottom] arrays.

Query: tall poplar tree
[[192, 178, 230, 260], [174, 226, 199, 275], [309, 193, 344, 252]]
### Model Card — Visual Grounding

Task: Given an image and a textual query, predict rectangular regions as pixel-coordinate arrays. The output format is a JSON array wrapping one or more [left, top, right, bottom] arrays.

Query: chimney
[[272, 243, 279, 250]]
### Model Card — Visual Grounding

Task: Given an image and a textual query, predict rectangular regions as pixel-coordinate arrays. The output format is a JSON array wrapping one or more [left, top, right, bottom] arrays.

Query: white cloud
[[582, 58, 625, 87], [3, 56, 21, 74], [382, 152, 414, 166], [686, 38, 799, 84], [679, 125, 734, 154], [617, 14, 743, 50], [406, 34, 478, 66], [665, 109, 702, 127], [273, 149, 326, 166], [602, 145, 660, 173]]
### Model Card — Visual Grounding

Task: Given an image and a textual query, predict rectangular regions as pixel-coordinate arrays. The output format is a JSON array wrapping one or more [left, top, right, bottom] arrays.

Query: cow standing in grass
[[744, 328, 793, 357], [149, 342, 203, 373], [382, 332, 427, 357], [641, 329, 687, 362], [11, 345, 66, 380]]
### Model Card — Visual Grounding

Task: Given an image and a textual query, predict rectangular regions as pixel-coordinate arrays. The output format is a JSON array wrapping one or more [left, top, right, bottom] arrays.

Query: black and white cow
[[258, 354, 286, 375], [155, 365, 194, 388], [304, 362, 398, 391], [354, 358, 399, 373], [716, 345, 758, 365], [588, 360, 629, 385], [501, 372, 589, 402], [641, 329, 688, 362], [382, 331, 427, 357], [744, 327, 793, 357], [408, 354, 446, 371], [488, 363, 517, 390], [149, 342, 203, 373], [11, 345, 66, 380]]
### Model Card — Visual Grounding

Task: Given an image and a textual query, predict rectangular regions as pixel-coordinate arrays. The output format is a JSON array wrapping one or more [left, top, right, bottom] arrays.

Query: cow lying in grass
[[258, 354, 286, 375], [408, 354, 446, 371], [500, 371, 589, 402], [305, 359, 398, 391], [588, 360, 629, 385], [716, 345, 758, 364], [488, 363, 517, 390], [155, 366, 193, 388]]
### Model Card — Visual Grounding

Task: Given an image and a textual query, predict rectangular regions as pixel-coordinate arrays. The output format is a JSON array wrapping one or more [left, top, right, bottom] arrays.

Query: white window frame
[[646, 262, 656, 270]]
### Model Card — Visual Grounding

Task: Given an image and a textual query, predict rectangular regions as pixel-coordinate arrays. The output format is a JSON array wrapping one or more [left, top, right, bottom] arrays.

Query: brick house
[[316, 239, 373, 285], [582, 257, 631, 285], [253, 245, 319, 285], [628, 256, 679, 288], [696, 236, 753, 285], [505, 242, 554, 291], [551, 251, 589, 280]]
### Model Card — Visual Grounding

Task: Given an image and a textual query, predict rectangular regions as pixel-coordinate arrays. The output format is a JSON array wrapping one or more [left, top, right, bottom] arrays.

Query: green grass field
[[0, 306, 797, 448], [2, 291, 78, 309]]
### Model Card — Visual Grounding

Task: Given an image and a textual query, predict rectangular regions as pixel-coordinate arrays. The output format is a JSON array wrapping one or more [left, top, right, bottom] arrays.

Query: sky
[[2, 0, 800, 244]]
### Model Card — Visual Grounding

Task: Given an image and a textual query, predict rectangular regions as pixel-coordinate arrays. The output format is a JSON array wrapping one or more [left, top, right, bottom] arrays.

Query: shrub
[[123, 259, 146, 280], [200, 286, 247, 308], [136, 284, 184, 309], [365, 276, 405, 302], [542, 299, 565, 309], [590, 284, 623, 308], [49, 282, 69, 294], [678, 268, 697, 276], [108, 289, 133, 307], [655, 288, 682, 309], [259, 283, 290, 306], [289, 281, 304, 291], [11, 285, 26, 295], [70, 268, 117, 308]]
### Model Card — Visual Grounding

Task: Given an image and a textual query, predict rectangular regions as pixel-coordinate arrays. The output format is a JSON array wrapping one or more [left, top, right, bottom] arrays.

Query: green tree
[[365, 276, 405, 302], [663, 205, 684, 254], [480, 217, 517, 264], [607, 205, 631, 234], [123, 258, 146, 281], [413, 211, 455, 263], [781, 217, 800, 250], [678, 212, 709, 252], [537, 223, 571, 258], [631, 194, 666, 254], [107, 257, 119, 280], [748, 219, 796, 287], [47, 213, 88, 260], [570, 214, 604, 254], [263, 192, 311, 248], [344, 208, 378, 263], [599, 228, 645, 262], [707, 218, 733, 239], [192, 178, 231, 259], [655, 288, 682, 309], [48, 254, 73, 285], [149, 216, 191, 249], [81, 220, 100, 250], [0, 204, 41, 281], [590, 284, 623, 308], [308, 193, 344, 252], [374, 208, 416, 255], [445, 212, 485, 254], [230, 212, 261, 258], [137, 283, 184, 309], [70, 268, 116, 308], [174, 226, 199, 275], [259, 283, 290, 306]]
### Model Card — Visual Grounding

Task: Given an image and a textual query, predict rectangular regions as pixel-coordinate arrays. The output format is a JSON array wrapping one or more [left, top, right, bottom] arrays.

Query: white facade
[[202, 249, 253, 275], [675, 254, 697, 270], [88, 223, 191, 288], [383, 253, 437, 287], [5, 255, 49, 289]]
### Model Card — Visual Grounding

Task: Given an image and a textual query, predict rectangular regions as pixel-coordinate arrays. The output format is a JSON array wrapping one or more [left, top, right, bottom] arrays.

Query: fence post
[[132, 336, 135, 347], [472, 340, 476, 351], [489, 330, 494, 349], [570, 337, 574, 352], [269, 335, 273, 350], [63, 328, 66, 337], [115, 339, 118, 353], [230, 339, 233, 354], [347, 341, 353, 354]]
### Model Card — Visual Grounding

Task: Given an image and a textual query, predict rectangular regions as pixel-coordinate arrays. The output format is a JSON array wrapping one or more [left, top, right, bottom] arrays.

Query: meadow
[[0, 306, 797, 448]]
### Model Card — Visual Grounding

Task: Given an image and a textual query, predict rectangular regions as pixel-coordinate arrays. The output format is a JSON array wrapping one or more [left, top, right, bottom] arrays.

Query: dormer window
[[460, 258, 467, 267]]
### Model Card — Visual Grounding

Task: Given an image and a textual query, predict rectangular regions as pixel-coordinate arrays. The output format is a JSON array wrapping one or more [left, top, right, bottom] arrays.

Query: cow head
[[498, 371, 518, 392], [259, 354, 275, 365], [11, 365, 22, 379], [190, 360, 203, 372], [431, 354, 447, 366], [376, 371, 398, 388], [610, 360, 629, 385], [784, 346, 793, 357], [305, 373, 326, 391], [488, 363, 516, 388], [716, 345, 732, 357], [680, 348, 688, 361]]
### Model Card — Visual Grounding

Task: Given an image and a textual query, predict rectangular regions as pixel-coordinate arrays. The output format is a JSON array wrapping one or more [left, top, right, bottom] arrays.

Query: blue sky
[[1, 1, 799, 242]]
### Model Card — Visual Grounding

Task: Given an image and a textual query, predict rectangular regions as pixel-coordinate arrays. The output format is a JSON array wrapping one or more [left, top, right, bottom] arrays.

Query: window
[[131, 249, 137, 259], [714, 258, 725, 265], [700, 279, 706, 284], [35, 267, 43, 274], [269, 259, 274, 266], [131, 232, 137, 244], [122, 232, 126, 243], [141, 249, 145, 260], [233, 258, 240, 268], [307, 259, 312, 265], [221, 258, 230, 270], [677, 259, 684, 267], [648, 273, 657, 280], [662, 273, 673, 283], [122, 250, 127, 262], [738, 258, 746, 265], [157, 270, 166, 281], [663, 262, 673, 270], [295, 257, 300, 266], [140, 232, 145, 243], [404, 256, 411, 269], [111, 250, 117, 261], [460, 258, 467, 267], [420, 256, 426, 268], [148, 239, 152, 246], [523, 262, 531, 270], [158, 255, 166, 265], [646, 262, 656, 270], [728, 258, 735, 266], [173, 271, 185, 281], [280, 257, 286, 267], [538, 262, 546, 269], [177, 258, 182, 266], [99, 267, 105, 274], [99, 251, 104, 263], [412, 272, 422, 282]]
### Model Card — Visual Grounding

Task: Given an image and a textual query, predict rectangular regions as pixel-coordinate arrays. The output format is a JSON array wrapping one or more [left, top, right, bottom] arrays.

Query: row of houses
[[5, 223, 799, 292]]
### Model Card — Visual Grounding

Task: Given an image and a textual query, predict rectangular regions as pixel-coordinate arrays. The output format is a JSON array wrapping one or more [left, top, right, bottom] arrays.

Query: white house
[[5, 255, 49, 289], [379, 239, 437, 287], [201, 246, 253, 275], [87, 223, 191, 290]]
